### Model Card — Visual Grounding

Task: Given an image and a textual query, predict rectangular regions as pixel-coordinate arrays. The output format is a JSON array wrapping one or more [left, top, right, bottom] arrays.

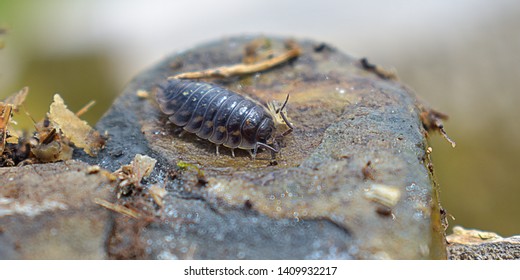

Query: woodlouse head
[[256, 118, 275, 145], [262, 94, 293, 155]]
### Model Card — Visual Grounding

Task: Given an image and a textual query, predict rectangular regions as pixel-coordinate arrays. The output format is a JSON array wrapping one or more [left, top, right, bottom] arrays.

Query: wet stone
[[77, 35, 446, 259]]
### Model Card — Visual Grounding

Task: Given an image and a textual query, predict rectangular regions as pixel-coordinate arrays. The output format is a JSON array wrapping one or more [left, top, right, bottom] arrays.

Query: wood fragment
[[49, 94, 105, 156], [136, 90, 149, 99], [87, 165, 101, 174], [419, 106, 456, 148], [362, 160, 375, 180], [170, 42, 301, 79], [94, 198, 141, 219], [75, 100, 96, 117], [360, 58, 398, 80], [0, 103, 12, 154]]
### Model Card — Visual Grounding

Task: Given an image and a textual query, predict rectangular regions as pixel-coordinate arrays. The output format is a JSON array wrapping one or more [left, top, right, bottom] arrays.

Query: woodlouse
[[155, 79, 292, 158]]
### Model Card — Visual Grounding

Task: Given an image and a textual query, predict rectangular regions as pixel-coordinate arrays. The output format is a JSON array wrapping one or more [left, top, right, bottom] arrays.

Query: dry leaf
[[0, 103, 12, 154], [113, 154, 157, 197], [48, 94, 104, 156]]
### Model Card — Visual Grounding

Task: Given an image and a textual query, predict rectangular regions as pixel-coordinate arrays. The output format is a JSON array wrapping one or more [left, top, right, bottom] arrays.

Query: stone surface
[[77, 35, 446, 259], [0, 161, 113, 259], [447, 226, 520, 260]]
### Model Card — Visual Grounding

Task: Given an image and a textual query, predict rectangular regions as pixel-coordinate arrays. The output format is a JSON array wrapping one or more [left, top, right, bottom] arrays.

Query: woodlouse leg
[[215, 144, 220, 156], [248, 150, 256, 160], [179, 130, 187, 137], [257, 142, 278, 153], [231, 148, 236, 157]]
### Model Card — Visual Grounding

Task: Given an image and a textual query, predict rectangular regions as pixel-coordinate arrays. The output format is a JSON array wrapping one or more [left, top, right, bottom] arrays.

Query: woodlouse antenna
[[277, 94, 293, 137], [276, 94, 290, 114], [279, 110, 293, 137]]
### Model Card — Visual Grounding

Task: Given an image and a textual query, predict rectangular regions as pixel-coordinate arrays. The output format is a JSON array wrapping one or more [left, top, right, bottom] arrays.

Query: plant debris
[[148, 184, 167, 208], [113, 154, 157, 198], [0, 103, 12, 155], [177, 160, 206, 183], [362, 160, 375, 180], [94, 198, 142, 219], [419, 105, 456, 148], [360, 57, 398, 80], [364, 183, 402, 208], [169, 40, 301, 79], [0, 90, 106, 166], [136, 90, 149, 99], [49, 94, 105, 156], [75, 100, 96, 117], [242, 37, 273, 64], [4, 87, 28, 112], [447, 226, 503, 244]]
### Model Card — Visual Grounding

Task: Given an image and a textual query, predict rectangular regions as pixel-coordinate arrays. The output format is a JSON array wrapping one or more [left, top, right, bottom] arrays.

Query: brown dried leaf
[[360, 58, 398, 80], [364, 184, 402, 207], [419, 106, 456, 148], [0, 104, 12, 154], [31, 141, 73, 163], [48, 94, 105, 156]]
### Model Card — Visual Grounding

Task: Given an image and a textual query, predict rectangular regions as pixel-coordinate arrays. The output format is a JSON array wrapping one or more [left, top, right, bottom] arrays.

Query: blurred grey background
[[1, 0, 519, 236]]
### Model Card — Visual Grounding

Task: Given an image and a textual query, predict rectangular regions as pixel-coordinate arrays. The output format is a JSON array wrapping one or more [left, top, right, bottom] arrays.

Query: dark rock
[[76, 35, 447, 259]]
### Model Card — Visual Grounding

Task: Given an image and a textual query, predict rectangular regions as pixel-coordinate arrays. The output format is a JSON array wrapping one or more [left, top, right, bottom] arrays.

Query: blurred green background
[[1, 0, 519, 236]]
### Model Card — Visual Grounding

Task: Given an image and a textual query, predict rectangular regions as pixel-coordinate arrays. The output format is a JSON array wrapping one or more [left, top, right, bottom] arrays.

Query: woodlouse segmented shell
[[155, 79, 275, 151]]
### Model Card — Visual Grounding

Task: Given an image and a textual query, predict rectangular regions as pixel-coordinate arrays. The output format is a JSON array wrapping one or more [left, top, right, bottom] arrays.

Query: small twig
[[439, 127, 456, 148], [360, 58, 398, 80], [75, 100, 96, 117], [170, 44, 301, 79], [419, 107, 456, 148], [94, 198, 141, 219]]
